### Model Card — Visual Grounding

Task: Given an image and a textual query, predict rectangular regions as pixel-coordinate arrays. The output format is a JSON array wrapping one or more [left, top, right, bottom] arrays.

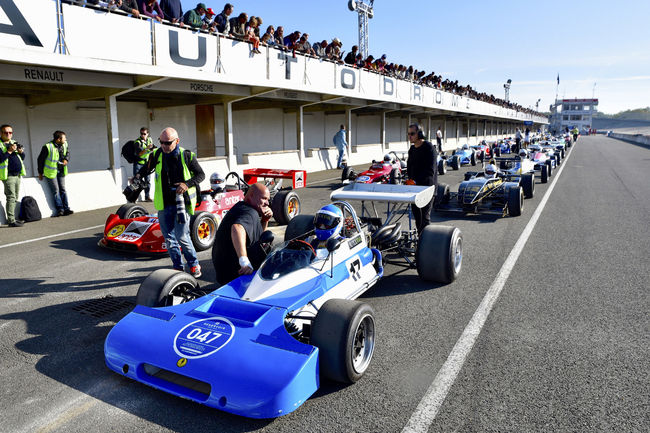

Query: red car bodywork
[[352, 161, 402, 184], [99, 190, 244, 254]]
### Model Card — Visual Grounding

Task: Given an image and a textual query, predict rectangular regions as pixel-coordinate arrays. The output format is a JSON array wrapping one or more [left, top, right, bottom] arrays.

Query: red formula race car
[[341, 151, 406, 184], [99, 170, 304, 254]]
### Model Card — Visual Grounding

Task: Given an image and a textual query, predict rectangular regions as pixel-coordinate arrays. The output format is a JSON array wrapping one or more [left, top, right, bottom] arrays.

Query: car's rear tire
[[342, 166, 353, 182], [116, 203, 147, 219], [541, 164, 549, 183], [507, 185, 523, 217], [311, 299, 376, 383], [546, 160, 553, 177], [437, 159, 446, 175], [136, 269, 200, 307], [451, 155, 460, 170], [416, 225, 462, 284], [521, 173, 534, 199], [271, 190, 301, 225], [284, 214, 314, 241], [190, 211, 218, 251], [434, 183, 450, 206], [464, 172, 473, 181], [470, 152, 477, 166], [389, 168, 401, 184]]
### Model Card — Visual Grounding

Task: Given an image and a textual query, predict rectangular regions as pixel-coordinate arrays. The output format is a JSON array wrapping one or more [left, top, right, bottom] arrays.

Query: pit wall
[[607, 132, 650, 148]]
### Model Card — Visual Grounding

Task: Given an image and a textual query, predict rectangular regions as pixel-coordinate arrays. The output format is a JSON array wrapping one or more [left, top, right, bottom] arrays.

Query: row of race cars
[[101, 134, 573, 419]]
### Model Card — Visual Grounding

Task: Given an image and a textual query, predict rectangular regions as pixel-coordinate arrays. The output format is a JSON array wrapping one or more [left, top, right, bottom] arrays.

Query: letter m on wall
[[0, 0, 43, 47]]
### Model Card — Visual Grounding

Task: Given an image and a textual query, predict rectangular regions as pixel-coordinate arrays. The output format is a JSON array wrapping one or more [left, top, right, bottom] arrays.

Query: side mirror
[[260, 230, 274, 245], [326, 237, 342, 252]]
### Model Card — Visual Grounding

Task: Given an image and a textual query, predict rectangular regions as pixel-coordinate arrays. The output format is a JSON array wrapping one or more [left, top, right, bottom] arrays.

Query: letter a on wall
[[0, 0, 43, 47]]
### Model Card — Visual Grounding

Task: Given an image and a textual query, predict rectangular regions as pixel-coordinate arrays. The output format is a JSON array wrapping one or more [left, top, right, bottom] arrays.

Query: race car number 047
[[173, 317, 235, 359]]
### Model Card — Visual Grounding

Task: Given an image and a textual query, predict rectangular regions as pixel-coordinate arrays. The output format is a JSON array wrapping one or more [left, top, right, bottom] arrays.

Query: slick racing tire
[[389, 168, 402, 184], [546, 160, 553, 177], [494, 146, 501, 157], [416, 225, 463, 284], [470, 152, 477, 166], [190, 211, 219, 251], [434, 183, 450, 206], [555, 152, 562, 166], [507, 185, 524, 217], [464, 172, 473, 181], [284, 214, 314, 241], [271, 190, 301, 225], [342, 166, 354, 182], [521, 173, 535, 199], [116, 203, 147, 219], [437, 159, 447, 175], [311, 299, 376, 383], [136, 269, 200, 307], [540, 164, 549, 183], [451, 155, 460, 170]]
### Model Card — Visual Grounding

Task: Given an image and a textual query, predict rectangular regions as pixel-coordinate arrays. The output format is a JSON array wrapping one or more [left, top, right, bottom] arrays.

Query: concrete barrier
[[607, 132, 650, 148]]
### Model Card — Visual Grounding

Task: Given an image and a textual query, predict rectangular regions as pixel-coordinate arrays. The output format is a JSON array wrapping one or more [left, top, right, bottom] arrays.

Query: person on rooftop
[[229, 12, 248, 38], [261, 25, 276, 46], [274, 26, 285, 46], [202, 7, 216, 29], [183, 3, 207, 29], [138, 0, 163, 22], [159, 0, 182, 23], [326, 38, 342, 61], [213, 3, 233, 34], [314, 40, 328, 58], [245, 16, 261, 53], [344, 45, 358, 65]]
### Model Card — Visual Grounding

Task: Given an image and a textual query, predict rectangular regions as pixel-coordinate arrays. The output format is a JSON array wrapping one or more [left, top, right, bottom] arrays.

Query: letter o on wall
[[341, 69, 356, 89], [435, 91, 442, 104]]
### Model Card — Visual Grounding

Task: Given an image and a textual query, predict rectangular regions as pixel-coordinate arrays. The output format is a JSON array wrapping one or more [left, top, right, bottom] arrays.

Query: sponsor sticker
[[357, 175, 370, 182], [348, 235, 362, 249], [173, 317, 235, 359], [107, 224, 125, 238]]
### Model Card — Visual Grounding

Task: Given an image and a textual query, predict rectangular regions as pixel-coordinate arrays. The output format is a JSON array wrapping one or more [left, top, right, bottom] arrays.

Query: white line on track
[[402, 145, 575, 433], [308, 175, 340, 185], [0, 225, 103, 249]]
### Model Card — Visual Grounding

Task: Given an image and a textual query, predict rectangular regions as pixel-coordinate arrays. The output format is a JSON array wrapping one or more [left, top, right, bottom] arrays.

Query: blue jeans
[[337, 146, 346, 168], [158, 205, 198, 269], [133, 163, 151, 199], [45, 175, 69, 212]]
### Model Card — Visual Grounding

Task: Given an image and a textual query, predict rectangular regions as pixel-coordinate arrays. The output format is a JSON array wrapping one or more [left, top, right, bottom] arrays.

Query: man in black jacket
[[406, 123, 437, 234], [136, 127, 205, 277]]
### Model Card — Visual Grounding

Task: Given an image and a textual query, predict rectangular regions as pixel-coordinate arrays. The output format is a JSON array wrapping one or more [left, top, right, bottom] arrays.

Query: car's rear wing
[[330, 183, 435, 209], [243, 168, 307, 189]]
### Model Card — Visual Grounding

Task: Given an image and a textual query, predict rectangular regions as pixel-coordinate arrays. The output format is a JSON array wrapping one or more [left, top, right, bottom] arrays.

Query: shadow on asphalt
[[362, 272, 445, 298], [0, 298, 274, 432], [0, 276, 146, 299], [50, 235, 164, 262]]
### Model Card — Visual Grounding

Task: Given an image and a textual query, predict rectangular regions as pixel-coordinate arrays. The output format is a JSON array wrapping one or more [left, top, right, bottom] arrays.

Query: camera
[[16, 143, 23, 150], [123, 176, 145, 203]]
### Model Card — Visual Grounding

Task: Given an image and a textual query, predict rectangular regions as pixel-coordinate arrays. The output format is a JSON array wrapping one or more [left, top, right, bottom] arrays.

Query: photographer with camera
[[135, 127, 205, 277], [1, 124, 26, 227], [133, 127, 155, 202]]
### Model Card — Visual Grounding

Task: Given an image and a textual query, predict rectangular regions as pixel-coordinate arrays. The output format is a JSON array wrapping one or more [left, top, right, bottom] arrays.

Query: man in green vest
[[37, 130, 73, 217], [1, 124, 26, 227], [133, 127, 154, 202], [135, 127, 205, 277]]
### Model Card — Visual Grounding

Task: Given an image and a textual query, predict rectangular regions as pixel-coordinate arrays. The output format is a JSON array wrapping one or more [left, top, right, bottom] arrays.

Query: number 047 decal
[[173, 317, 235, 359]]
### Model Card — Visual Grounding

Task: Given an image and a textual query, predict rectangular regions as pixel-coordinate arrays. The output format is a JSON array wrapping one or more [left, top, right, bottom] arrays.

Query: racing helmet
[[484, 164, 497, 178], [210, 172, 225, 193], [383, 153, 392, 163], [462, 143, 469, 150], [313, 204, 344, 241], [518, 149, 528, 158]]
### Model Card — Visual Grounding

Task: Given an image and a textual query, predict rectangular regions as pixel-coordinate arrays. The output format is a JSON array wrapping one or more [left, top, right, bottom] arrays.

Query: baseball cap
[[197, 3, 207, 10], [206, 7, 216, 16]]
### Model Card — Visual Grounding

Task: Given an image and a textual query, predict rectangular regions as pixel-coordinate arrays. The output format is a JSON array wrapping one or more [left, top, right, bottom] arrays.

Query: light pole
[[503, 79, 512, 102], [348, 0, 374, 59], [535, 98, 541, 111]]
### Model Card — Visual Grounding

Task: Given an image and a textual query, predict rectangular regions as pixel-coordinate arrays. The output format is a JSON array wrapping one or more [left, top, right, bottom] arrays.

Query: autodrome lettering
[[24, 68, 64, 82], [0, 0, 43, 47]]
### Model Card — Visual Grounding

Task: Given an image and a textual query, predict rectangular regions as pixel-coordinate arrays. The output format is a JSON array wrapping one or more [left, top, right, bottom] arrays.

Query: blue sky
[[179, 0, 650, 114]]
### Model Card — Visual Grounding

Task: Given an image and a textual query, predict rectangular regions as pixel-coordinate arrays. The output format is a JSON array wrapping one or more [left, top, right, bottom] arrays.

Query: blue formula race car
[[449, 144, 482, 169], [105, 184, 462, 418]]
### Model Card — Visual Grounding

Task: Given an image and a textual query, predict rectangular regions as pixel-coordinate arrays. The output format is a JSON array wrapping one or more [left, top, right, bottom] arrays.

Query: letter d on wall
[[383, 78, 394, 96], [169, 30, 206, 67]]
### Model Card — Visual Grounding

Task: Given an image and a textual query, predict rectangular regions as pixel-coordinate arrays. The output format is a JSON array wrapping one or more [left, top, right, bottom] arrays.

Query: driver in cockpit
[[310, 204, 345, 252]]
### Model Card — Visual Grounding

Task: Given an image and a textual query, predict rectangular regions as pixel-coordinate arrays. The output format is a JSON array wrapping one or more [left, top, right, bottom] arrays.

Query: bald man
[[136, 127, 205, 277], [212, 183, 273, 285]]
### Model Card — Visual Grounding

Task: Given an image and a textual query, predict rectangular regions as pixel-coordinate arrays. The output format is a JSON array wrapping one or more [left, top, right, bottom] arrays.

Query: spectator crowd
[[63, 1, 542, 117]]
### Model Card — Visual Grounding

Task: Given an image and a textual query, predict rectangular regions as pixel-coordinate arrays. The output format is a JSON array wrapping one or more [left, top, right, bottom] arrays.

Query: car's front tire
[[190, 211, 218, 251], [136, 269, 200, 307], [271, 190, 301, 225], [416, 225, 462, 284], [116, 203, 147, 219]]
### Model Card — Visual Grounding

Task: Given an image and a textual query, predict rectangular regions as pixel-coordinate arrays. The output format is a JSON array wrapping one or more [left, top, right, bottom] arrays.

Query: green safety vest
[[154, 147, 197, 215], [43, 141, 68, 179], [0, 140, 26, 180], [135, 137, 153, 165]]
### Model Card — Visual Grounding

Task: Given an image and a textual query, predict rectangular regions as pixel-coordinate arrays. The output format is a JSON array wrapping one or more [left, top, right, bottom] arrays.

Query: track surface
[[1, 136, 648, 432]]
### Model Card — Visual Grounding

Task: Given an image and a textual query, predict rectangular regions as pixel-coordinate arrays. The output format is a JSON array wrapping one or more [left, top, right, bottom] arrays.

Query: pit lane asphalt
[[1, 136, 647, 432]]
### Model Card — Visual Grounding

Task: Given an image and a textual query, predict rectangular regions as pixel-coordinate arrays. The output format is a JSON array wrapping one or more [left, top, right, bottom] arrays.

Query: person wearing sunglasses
[[135, 127, 205, 277], [406, 123, 437, 234], [133, 127, 155, 202]]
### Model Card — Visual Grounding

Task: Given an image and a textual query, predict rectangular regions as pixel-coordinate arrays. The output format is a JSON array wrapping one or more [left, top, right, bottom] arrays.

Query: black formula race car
[[435, 171, 532, 217]]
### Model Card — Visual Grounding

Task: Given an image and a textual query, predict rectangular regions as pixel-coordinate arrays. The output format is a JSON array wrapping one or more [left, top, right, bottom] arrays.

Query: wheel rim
[[286, 197, 300, 218], [352, 314, 375, 374], [196, 217, 216, 246], [452, 233, 463, 275], [129, 208, 146, 218], [165, 281, 198, 306]]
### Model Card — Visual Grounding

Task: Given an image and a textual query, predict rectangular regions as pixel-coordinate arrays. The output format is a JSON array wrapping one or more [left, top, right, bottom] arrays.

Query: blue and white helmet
[[314, 204, 343, 241]]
